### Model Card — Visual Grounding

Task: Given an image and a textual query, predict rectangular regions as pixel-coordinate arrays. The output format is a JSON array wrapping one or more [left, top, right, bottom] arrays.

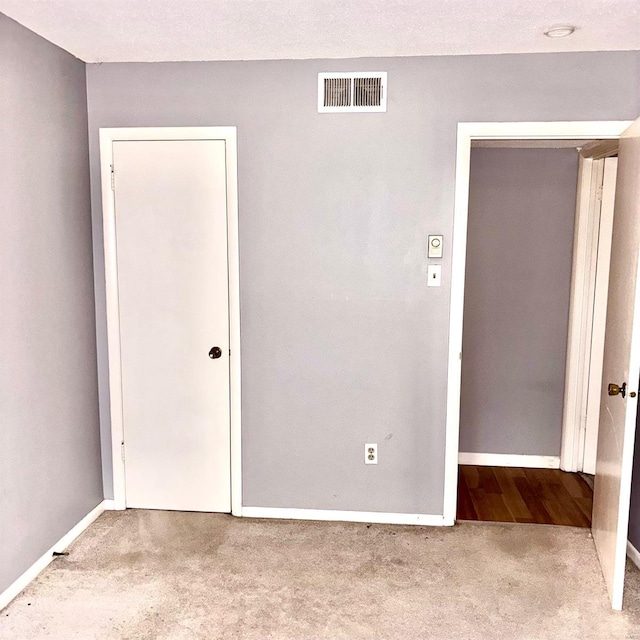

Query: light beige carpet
[[1, 510, 639, 639]]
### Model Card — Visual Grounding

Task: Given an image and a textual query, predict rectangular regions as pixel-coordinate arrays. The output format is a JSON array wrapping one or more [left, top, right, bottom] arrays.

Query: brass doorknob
[[608, 382, 627, 398]]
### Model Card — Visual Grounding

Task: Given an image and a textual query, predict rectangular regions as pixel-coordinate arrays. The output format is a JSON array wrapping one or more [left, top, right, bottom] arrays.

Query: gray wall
[[459, 148, 579, 456], [86, 52, 640, 515], [629, 381, 640, 550], [0, 15, 102, 592]]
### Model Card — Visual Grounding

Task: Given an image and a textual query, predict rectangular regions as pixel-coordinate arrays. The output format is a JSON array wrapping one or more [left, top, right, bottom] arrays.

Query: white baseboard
[[103, 499, 124, 510], [242, 506, 451, 527], [0, 500, 107, 612], [458, 452, 561, 469], [628, 541, 640, 569]]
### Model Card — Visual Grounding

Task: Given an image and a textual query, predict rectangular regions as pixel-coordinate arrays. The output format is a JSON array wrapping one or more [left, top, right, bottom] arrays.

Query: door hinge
[[111, 165, 115, 191], [121, 442, 125, 462], [229, 349, 231, 357]]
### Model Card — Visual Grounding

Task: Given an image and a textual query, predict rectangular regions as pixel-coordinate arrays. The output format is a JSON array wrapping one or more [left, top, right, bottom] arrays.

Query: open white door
[[592, 117, 640, 610]]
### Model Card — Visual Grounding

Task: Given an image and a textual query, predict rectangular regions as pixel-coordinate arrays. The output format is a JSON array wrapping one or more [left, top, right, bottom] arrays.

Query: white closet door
[[113, 139, 231, 512]]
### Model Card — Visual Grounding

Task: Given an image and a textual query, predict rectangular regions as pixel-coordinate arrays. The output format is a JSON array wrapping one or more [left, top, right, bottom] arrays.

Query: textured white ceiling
[[0, 0, 638, 63]]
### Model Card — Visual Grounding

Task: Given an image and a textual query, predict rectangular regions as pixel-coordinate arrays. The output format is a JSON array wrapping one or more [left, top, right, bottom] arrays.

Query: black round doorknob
[[208, 346, 222, 359]]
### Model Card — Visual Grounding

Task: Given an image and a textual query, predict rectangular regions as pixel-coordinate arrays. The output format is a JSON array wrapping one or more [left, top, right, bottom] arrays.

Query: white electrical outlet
[[365, 443, 378, 464]]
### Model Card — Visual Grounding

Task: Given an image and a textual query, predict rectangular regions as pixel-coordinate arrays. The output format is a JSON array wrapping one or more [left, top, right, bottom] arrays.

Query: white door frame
[[581, 157, 619, 474], [561, 156, 604, 473], [99, 127, 242, 515], [562, 155, 618, 473], [444, 121, 631, 523]]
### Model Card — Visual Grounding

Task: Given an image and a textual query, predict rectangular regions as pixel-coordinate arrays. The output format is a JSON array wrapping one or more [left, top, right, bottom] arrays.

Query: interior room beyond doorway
[[456, 136, 615, 529]]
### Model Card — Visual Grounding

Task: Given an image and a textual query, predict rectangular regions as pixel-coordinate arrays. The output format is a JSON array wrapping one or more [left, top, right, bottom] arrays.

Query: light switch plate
[[427, 264, 442, 287], [428, 235, 443, 259]]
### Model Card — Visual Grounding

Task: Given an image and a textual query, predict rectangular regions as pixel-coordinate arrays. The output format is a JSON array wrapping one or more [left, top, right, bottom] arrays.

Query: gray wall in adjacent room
[[0, 14, 102, 592], [86, 52, 640, 515], [629, 383, 640, 551], [459, 148, 579, 457]]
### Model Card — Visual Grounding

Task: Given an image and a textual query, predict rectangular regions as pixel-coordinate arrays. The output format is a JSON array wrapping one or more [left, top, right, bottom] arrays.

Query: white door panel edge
[[560, 156, 603, 472], [592, 117, 640, 610], [561, 155, 618, 474], [445, 121, 631, 526], [582, 157, 618, 475], [99, 127, 241, 515]]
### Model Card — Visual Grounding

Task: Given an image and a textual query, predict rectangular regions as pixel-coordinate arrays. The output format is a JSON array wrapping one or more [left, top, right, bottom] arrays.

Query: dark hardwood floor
[[457, 465, 593, 527]]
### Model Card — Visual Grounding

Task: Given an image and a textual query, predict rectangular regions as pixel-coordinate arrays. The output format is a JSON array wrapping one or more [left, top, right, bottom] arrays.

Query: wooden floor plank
[[559, 472, 593, 499], [457, 469, 478, 520], [457, 466, 592, 528], [529, 471, 592, 527], [477, 466, 502, 495], [469, 487, 513, 522], [493, 466, 533, 521], [460, 465, 480, 490], [543, 495, 591, 528], [513, 477, 555, 525], [574, 496, 594, 522], [523, 468, 560, 500]]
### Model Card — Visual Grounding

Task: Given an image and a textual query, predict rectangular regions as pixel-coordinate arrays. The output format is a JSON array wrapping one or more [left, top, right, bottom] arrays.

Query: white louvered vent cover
[[318, 72, 387, 113]]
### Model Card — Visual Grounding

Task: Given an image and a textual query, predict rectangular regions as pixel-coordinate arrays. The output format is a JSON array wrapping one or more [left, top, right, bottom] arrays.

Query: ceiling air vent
[[318, 72, 387, 113]]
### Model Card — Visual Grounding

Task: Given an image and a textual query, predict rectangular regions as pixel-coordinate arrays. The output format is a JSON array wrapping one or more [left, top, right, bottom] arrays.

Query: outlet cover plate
[[365, 443, 378, 464]]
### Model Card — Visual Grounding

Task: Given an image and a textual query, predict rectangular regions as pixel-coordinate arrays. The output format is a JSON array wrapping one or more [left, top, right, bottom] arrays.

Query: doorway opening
[[444, 120, 639, 611], [454, 138, 617, 528]]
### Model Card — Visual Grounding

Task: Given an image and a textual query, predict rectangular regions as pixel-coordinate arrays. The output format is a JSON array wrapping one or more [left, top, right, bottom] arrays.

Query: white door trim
[[582, 158, 618, 474], [561, 156, 619, 474], [444, 121, 632, 524], [561, 156, 605, 472], [99, 127, 242, 516]]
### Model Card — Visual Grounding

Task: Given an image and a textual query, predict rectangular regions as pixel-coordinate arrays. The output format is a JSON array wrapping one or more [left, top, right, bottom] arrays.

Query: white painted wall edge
[[0, 500, 107, 612], [628, 541, 640, 569], [458, 453, 561, 469], [242, 507, 451, 527]]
